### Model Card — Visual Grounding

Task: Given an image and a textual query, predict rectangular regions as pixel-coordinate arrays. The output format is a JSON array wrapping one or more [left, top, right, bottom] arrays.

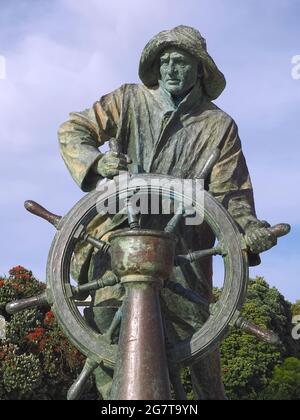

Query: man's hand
[[245, 222, 277, 254], [95, 151, 132, 179]]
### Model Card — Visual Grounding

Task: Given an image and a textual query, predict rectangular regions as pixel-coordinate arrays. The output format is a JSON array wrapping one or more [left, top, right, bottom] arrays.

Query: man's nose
[[167, 60, 177, 75]]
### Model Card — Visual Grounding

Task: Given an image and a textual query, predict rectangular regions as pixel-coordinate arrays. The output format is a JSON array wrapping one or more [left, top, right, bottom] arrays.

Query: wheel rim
[[46, 173, 248, 367]]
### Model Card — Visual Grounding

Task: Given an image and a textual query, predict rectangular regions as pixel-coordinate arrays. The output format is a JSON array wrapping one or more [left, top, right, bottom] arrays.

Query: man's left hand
[[245, 223, 277, 254]]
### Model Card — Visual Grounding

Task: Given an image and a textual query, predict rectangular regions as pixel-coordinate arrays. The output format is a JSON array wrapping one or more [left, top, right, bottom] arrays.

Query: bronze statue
[[57, 25, 280, 400]]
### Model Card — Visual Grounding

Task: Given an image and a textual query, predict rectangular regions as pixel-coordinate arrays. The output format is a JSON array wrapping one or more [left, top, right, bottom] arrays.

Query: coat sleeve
[[209, 119, 264, 233], [58, 86, 124, 192]]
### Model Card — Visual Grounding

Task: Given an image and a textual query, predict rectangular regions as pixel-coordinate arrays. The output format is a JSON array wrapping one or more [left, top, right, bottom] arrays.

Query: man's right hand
[[95, 151, 132, 179]]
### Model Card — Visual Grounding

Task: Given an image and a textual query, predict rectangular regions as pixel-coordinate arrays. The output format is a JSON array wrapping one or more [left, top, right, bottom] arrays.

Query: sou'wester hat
[[139, 25, 226, 100]]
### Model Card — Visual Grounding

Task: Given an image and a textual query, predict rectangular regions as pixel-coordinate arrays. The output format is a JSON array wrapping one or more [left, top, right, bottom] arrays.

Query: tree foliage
[[0, 268, 299, 400], [0, 266, 97, 400], [292, 300, 300, 316], [220, 277, 300, 400], [260, 358, 300, 400]]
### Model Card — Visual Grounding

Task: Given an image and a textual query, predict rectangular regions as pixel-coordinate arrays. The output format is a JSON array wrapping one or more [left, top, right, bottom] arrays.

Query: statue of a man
[[58, 26, 277, 400]]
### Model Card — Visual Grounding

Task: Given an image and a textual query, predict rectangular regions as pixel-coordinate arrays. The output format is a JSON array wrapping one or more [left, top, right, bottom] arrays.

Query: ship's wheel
[[6, 172, 290, 400]]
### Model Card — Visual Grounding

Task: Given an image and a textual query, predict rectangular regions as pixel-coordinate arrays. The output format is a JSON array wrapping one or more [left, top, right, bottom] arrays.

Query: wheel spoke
[[126, 197, 140, 229], [67, 358, 99, 400], [234, 315, 281, 345], [5, 292, 49, 314], [73, 224, 111, 254], [164, 280, 210, 315], [74, 300, 92, 307], [164, 206, 184, 234], [102, 306, 123, 344], [175, 244, 224, 265]]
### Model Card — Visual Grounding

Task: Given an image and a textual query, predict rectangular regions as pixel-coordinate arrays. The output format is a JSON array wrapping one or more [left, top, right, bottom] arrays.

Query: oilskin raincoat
[[58, 25, 263, 400]]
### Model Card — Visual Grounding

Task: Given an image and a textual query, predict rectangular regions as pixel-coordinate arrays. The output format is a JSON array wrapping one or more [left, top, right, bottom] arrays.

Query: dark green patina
[[5, 25, 291, 401], [57, 25, 281, 399]]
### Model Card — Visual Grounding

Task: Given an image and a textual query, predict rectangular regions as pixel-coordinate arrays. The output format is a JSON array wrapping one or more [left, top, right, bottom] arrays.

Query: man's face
[[159, 47, 199, 98]]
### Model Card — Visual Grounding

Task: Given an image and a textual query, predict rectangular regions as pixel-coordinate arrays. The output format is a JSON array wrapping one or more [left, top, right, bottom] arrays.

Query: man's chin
[[165, 85, 183, 96]]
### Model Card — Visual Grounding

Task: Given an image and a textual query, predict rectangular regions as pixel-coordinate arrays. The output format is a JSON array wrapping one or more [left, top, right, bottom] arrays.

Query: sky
[[0, 0, 299, 302]]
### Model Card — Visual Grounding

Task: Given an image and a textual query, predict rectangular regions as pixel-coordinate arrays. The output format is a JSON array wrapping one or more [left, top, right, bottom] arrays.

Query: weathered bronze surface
[[7, 180, 289, 399], [109, 229, 176, 283], [7, 25, 291, 400], [42, 176, 249, 366], [56, 26, 290, 399], [68, 358, 99, 401], [110, 283, 171, 400], [109, 230, 175, 400], [24, 200, 62, 229], [5, 292, 48, 315], [235, 316, 281, 346]]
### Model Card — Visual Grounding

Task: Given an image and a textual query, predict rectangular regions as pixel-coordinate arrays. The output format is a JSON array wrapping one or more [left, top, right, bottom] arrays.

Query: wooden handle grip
[[6, 292, 48, 315], [236, 316, 281, 346], [24, 200, 62, 229], [269, 223, 291, 238]]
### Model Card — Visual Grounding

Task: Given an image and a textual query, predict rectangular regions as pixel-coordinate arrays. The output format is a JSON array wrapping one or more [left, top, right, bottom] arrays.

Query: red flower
[[9, 266, 32, 280], [26, 327, 46, 342], [44, 311, 55, 325], [0, 280, 5, 288]]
